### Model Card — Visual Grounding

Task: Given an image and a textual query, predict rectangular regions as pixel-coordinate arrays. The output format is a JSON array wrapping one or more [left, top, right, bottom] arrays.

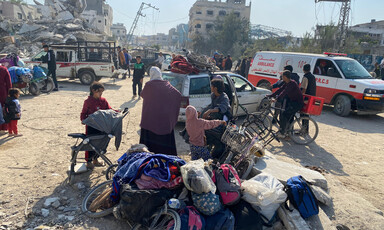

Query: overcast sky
[[27, 0, 384, 37]]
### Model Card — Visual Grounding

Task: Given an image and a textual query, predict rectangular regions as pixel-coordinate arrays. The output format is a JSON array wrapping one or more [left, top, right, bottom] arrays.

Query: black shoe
[[53, 88, 58, 91]]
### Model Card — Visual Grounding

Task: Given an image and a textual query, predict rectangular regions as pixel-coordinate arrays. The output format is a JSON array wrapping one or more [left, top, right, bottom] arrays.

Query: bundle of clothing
[[170, 55, 200, 75], [0, 53, 24, 68]]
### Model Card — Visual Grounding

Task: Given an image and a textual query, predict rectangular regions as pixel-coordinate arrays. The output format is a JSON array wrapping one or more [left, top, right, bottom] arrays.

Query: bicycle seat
[[68, 133, 86, 139]]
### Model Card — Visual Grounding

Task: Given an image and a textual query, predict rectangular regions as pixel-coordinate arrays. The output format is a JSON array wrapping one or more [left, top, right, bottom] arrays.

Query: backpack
[[228, 200, 262, 230], [285, 175, 319, 219], [212, 164, 241, 206], [205, 208, 235, 230], [168, 206, 206, 230], [191, 192, 222, 216]]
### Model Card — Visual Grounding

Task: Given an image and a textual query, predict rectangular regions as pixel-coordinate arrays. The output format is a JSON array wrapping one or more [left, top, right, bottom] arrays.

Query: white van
[[248, 51, 384, 116]]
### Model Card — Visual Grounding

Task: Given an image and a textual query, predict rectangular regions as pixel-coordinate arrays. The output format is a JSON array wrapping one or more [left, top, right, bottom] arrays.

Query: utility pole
[[127, 2, 159, 45], [315, 0, 351, 52]]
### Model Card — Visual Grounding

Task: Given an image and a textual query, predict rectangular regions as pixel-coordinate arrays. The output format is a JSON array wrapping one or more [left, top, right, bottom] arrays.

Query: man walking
[[117, 46, 126, 75], [42, 44, 58, 91], [224, 55, 233, 71], [132, 56, 145, 99], [122, 48, 132, 79], [301, 64, 316, 96], [155, 52, 164, 69], [301, 64, 317, 132]]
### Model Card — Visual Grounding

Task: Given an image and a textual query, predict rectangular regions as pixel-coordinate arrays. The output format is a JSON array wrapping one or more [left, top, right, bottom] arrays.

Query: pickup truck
[[129, 48, 171, 74], [25, 41, 117, 85]]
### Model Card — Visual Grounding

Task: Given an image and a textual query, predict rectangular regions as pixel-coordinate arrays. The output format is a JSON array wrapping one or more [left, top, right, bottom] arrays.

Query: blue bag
[[33, 66, 46, 79], [285, 176, 319, 219], [16, 67, 31, 76], [205, 208, 235, 230], [8, 67, 19, 83]]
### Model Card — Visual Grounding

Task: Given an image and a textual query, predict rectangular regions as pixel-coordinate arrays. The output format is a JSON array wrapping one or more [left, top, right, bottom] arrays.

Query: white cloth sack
[[180, 159, 216, 194], [241, 173, 287, 221]]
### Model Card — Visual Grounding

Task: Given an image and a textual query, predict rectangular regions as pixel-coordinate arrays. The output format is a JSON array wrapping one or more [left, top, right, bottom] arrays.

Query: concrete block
[[310, 185, 333, 207], [254, 153, 328, 190], [277, 205, 310, 230]]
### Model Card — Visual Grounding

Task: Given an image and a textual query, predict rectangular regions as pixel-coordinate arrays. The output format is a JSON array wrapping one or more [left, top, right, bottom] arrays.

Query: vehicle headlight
[[364, 88, 379, 94], [363, 88, 384, 100]]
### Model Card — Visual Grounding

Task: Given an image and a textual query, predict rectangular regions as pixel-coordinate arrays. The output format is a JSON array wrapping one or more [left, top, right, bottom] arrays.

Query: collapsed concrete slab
[[18, 23, 46, 34], [278, 205, 310, 230], [253, 152, 328, 190], [307, 207, 336, 230], [310, 185, 333, 206]]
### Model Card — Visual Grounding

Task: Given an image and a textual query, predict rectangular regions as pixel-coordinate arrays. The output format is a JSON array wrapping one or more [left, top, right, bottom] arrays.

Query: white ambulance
[[248, 51, 384, 116]]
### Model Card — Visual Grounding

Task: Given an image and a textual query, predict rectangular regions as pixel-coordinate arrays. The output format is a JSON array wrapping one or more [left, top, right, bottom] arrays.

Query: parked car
[[161, 71, 271, 122], [25, 41, 116, 85]]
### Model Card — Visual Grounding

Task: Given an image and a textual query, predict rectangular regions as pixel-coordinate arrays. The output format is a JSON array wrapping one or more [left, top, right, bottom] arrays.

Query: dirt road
[[0, 77, 383, 229]]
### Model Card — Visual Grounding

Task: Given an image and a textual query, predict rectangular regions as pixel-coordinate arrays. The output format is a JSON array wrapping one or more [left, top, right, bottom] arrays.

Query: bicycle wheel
[[82, 180, 116, 218], [288, 117, 319, 145], [235, 157, 255, 180], [242, 114, 272, 140], [132, 209, 181, 230], [41, 78, 54, 93], [105, 164, 118, 180]]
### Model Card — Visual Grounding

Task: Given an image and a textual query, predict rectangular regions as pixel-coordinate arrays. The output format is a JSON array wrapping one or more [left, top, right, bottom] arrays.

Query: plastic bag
[[180, 159, 216, 194], [241, 173, 287, 221]]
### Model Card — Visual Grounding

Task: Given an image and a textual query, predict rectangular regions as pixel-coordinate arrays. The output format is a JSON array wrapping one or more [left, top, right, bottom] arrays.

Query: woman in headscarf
[[0, 65, 12, 133], [139, 66, 182, 155]]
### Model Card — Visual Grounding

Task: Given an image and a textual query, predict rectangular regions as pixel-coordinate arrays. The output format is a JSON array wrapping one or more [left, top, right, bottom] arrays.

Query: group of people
[[80, 66, 182, 169], [235, 57, 253, 79], [269, 64, 316, 138], [80, 66, 234, 168], [116, 46, 133, 79], [212, 53, 233, 71]]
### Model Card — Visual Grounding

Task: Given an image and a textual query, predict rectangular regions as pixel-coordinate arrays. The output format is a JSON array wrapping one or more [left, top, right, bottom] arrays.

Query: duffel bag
[[113, 184, 181, 226]]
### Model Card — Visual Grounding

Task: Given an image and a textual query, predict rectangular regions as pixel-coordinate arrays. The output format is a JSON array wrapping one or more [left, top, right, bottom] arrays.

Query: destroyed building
[[0, 0, 113, 58]]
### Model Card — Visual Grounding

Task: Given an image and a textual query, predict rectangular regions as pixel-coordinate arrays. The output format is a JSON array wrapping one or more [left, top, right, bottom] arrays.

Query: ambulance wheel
[[79, 71, 96, 85], [258, 82, 271, 90], [333, 95, 351, 117]]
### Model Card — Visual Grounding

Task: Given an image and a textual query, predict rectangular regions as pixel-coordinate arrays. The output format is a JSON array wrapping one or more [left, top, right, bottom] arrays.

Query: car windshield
[[335, 60, 373, 79], [162, 73, 185, 93]]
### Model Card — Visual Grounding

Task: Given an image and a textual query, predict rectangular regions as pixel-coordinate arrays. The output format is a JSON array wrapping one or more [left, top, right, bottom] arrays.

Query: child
[[185, 105, 226, 161], [81, 82, 112, 169], [4, 88, 22, 137], [132, 56, 145, 99]]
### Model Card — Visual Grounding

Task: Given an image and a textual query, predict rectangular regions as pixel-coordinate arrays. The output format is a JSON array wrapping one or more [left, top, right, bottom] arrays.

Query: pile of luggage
[[8, 66, 47, 84], [170, 50, 217, 75], [107, 144, 320, 229]]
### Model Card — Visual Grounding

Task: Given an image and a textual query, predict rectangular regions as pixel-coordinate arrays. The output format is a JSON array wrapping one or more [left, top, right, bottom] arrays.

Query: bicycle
[[214, 103, 276, 179], [82, 180, 181, 229], [257, 96, 320, 145]]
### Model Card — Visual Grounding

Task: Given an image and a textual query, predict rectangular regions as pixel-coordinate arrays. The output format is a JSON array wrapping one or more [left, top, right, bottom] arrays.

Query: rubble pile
[[0, 0, 107, 58]]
